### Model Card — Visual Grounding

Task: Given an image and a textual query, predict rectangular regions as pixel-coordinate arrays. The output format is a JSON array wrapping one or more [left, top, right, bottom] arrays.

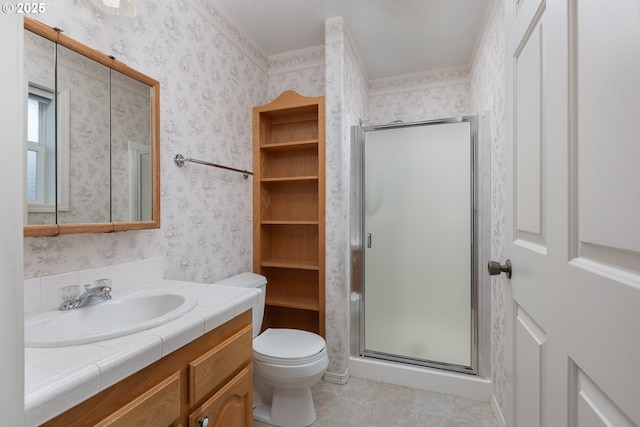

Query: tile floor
[[254, 376, 499, 427]]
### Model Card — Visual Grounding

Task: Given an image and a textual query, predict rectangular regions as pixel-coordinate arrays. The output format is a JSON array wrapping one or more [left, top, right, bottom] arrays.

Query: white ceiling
[[213, 0, 492, 80]]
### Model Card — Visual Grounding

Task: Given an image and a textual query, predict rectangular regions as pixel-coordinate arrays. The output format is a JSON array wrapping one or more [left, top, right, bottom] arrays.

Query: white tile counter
[[24, 280, 259, 427]]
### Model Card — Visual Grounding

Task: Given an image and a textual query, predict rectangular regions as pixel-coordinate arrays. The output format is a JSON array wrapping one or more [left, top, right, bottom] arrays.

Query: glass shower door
[[363, 120, 474, 369]]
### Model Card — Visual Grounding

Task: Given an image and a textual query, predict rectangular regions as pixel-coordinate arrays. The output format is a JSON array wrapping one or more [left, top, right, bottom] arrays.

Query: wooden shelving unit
[[252, 91, 325, 337]]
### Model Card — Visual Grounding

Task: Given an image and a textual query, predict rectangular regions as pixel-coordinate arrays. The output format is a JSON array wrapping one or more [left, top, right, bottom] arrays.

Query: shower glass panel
[[362, 118, 476, 371]]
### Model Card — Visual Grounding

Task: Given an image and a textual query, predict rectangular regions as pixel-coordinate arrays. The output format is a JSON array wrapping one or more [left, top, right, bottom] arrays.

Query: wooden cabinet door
[[189, 324, 252, 404], [189, 365, 253, 427], [94, 372, 181, 427]]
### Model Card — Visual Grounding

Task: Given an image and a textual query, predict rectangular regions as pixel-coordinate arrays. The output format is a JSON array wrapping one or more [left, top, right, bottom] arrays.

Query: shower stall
[[349, 115, 491, 387]]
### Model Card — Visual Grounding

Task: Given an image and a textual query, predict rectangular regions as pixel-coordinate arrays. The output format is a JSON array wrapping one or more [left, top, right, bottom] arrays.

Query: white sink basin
[[25, 289, 198, 347]]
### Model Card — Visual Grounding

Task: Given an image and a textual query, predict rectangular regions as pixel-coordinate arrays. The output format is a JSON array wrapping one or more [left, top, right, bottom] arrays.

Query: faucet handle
[[93, 278, 112, 288]]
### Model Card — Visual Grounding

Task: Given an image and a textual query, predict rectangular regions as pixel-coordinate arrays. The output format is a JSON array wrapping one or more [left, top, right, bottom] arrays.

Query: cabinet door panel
[[95, 371, 181, 427], [189, 324, 252, 404], [189, 365, 253, 427]]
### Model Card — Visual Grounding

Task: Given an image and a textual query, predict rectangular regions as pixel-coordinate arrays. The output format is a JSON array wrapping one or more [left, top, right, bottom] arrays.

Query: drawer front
[[189, 364, 253, 427], [94, 371, 181, 427], [189, 324, 252, 404]]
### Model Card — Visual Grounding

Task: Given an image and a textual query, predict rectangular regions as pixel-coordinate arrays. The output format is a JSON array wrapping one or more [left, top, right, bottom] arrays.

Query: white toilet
[[218, 273, 329, 427]]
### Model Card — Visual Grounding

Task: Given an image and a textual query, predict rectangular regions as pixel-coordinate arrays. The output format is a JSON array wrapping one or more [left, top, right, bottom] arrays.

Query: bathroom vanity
[[24, 281, 260, 427]]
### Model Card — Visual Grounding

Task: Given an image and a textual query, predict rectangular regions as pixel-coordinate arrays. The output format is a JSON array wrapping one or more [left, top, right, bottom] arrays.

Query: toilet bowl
[[216, 273, 329, 427], [253, 328, 329, 426]]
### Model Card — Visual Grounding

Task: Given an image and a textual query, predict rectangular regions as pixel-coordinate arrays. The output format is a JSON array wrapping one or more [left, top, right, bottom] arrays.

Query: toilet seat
[[253, 328, 327, 366]]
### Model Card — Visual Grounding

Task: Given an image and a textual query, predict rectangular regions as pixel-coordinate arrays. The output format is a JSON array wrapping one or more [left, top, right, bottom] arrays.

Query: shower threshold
[[361, 349, 477, 376]]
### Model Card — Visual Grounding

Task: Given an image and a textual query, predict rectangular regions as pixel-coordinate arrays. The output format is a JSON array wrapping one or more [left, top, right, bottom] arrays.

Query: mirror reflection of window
[[26, 88, 53, 205], [25, 82, 70, 221]]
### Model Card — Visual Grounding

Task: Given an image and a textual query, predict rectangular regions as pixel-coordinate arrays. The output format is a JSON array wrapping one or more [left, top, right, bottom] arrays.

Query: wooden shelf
[[261, 176, 319, 183], [261, 139, 318, 151], [261, 220, 319, 225], [266, 295, 320, 311], [253, 90, 325, 337], [258, 180, 318, 222], [261, 259, 319, 270]]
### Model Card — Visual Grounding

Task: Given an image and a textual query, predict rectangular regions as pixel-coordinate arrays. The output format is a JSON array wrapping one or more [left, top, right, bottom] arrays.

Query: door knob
[[488, 259, 512, 278]]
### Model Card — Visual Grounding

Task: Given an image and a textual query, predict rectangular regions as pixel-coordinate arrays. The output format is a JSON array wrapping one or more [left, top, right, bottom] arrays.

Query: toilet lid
[[253, 328, 327, 365]]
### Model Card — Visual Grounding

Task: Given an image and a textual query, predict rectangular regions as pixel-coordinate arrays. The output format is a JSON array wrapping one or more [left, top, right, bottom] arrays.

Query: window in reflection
[[26, 91, 52, 203], [25, 83, 69, 217]]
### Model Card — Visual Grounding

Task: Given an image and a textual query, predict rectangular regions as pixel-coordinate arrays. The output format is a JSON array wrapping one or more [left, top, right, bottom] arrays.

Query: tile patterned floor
[[254, 376, 499, 427]]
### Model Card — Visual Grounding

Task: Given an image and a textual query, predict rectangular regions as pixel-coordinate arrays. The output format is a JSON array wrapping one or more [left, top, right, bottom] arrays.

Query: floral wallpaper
[[368, 68, 471, 125], [470, 0, 506, 419], [323, 16, 370, 377], [324, 16, 349, 377], [268, 46, 325, 99]]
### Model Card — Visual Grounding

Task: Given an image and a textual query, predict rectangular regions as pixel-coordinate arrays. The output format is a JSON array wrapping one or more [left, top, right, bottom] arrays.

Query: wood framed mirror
[[23, 17, 160, 237]]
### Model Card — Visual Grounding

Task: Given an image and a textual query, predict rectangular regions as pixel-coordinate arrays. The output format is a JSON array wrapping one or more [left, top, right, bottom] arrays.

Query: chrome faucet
[[59, 279, 112, 311]]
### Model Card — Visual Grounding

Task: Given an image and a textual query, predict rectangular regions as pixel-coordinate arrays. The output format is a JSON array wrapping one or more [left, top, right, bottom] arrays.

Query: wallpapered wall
[[324, 16, 370, 377], [368, 68, 471, 125], [470, 0, 506, 418], [268, 46, 326, 99], [23, 0, 506, 409]]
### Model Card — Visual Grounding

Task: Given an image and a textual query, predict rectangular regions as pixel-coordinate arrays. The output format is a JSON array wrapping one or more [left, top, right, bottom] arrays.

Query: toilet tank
[[214, 272, 266, 337]]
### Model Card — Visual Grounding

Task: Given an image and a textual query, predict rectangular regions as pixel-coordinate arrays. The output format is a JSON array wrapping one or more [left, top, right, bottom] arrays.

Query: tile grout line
[[365, 381, 380, 425]]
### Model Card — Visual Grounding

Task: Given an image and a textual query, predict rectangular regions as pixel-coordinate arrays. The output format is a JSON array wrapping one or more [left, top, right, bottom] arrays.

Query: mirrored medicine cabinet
[[23, 17, 160, 237]]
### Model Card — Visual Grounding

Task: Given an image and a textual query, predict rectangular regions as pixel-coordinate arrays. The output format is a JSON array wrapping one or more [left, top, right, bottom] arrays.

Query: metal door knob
[[198, 416, 209, 427], [488, 259, 512, 278]]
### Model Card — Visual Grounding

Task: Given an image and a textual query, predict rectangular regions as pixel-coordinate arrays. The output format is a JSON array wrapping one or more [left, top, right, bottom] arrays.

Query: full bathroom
[[1, 0, 508, 425]]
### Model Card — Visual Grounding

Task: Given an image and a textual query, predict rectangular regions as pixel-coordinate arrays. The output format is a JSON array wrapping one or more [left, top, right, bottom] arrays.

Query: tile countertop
[[24, 280, 260, 427]]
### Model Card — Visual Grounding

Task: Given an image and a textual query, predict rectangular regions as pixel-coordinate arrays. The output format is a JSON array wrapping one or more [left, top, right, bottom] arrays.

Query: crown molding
[[369, 65, 471, 96], [268, 45, 325, 74]]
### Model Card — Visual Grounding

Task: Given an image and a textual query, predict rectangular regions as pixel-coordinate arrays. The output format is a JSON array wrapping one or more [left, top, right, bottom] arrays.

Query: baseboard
[[490, 393, 506, 427], [323, 368, 351, 385]]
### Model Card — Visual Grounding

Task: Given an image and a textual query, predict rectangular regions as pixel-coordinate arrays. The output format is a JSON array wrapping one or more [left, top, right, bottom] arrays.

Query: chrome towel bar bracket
[[174, 154, 253, 179]]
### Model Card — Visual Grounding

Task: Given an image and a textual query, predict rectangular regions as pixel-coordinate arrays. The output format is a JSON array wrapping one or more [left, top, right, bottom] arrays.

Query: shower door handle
[[488, 259, 512, 278]]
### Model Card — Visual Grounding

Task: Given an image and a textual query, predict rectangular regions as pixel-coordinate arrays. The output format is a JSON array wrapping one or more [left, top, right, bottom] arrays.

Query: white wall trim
[[323, 368, 351, 385], [0, 11, 25, 423], [268, 45, 325, 74], [369, 65, 471, 96]]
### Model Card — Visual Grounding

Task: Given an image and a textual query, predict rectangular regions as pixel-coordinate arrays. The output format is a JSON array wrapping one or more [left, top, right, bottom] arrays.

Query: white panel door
[[504, 0, 640, 425]]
